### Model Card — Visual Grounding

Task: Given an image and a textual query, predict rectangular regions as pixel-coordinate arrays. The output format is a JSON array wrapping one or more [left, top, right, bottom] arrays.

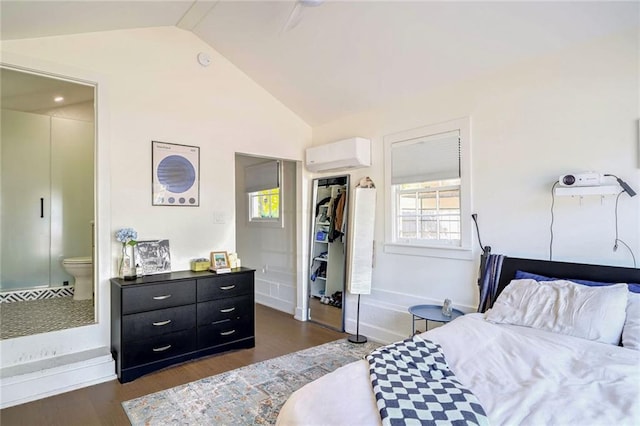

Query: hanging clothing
[[477, 254, 505, 313], [310, 260, 327, 281], [315, 196, 332, 219], [334, 191, 346, 233], [329, 191, 346, 242]]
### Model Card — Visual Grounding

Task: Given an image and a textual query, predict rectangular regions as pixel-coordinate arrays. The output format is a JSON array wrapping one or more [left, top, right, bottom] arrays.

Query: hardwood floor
[[308, 296, 343, 329], [0, 304, 345, 426]]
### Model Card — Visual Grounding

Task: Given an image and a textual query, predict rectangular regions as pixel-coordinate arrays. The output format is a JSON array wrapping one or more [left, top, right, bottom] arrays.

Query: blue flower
[[115, 228, 138, 245]]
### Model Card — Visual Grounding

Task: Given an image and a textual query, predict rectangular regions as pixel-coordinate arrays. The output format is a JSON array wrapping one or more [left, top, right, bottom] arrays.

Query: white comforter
[[276, 313, 640, 426]]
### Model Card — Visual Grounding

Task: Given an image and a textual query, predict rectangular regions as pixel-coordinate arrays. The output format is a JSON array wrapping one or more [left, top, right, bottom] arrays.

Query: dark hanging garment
[[315, 196, 332, 219], [310, 260, 327, 281], [329, 191, 346, 242]]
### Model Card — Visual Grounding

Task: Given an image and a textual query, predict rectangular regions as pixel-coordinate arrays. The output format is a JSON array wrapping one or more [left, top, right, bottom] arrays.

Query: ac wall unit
[[305, 137, 371, 172]]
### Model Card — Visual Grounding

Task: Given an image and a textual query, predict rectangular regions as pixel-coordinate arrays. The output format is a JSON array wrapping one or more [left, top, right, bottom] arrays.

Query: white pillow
[[622, 292, 640, 350], [485, 278, 628, 345]]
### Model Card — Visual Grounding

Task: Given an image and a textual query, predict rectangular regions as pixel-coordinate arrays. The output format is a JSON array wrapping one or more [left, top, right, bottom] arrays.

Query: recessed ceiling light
[[54, 96, 64, 102]]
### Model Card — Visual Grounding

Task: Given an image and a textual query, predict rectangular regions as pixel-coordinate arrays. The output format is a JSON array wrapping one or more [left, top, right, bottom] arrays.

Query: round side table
[[409, 304, 464, 335]]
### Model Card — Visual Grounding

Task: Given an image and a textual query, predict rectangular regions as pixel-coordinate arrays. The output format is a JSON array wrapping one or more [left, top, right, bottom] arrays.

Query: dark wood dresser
[[110, 267, 255, 383]]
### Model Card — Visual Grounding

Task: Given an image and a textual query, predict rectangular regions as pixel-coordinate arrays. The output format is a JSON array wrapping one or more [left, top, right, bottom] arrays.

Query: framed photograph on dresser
[[210, 251, 231, 273], [136, 239, 171, 275]]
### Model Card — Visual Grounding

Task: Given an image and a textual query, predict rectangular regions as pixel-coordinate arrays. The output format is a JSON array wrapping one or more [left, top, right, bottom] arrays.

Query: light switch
[[213, 211, 225, 224]]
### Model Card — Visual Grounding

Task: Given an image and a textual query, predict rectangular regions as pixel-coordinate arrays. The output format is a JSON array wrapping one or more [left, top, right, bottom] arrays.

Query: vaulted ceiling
[[1, 1, 637, 126]]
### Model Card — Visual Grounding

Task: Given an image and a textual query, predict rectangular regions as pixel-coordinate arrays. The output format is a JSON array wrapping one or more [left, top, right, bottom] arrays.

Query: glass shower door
[[1, 110, 52, 290]]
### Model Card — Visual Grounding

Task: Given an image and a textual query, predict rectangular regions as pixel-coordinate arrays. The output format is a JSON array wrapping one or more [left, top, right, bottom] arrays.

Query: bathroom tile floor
[[0, 297, 94, 339]]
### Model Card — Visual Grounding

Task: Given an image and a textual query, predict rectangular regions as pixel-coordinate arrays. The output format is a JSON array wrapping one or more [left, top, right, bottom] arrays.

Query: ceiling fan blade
[[300, 0, 324, 6], [281, 2, 304, 33]]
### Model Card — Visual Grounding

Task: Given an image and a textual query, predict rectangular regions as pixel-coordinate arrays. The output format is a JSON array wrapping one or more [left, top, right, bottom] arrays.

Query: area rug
[[122, 338, 380, 425]]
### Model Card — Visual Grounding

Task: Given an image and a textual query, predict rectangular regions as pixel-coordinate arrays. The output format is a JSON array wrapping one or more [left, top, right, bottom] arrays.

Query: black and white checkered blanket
[[366, 336, 489, 426]]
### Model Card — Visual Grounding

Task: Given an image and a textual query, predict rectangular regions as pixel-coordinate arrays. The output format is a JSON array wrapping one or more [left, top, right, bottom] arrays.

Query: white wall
[[0, 26, 311, 397], [35, 100, 95, 122], [311, 30, 639, 343], [235, 155, 298, 314]]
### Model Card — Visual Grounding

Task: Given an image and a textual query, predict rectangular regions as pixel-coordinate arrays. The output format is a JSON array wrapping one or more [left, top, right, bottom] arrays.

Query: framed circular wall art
[[152, 140, 200, 206]]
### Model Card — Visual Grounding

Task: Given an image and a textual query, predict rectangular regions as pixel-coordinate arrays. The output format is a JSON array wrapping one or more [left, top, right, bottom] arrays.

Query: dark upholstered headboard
[[495, 257, 640, 299]]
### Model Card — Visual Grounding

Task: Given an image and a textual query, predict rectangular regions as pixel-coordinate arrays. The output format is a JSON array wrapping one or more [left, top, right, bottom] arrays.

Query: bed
[[276, 257, 640, 425]]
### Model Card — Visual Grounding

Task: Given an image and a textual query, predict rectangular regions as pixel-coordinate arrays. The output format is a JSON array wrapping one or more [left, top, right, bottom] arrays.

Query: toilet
[[62, 257, 94, 300]]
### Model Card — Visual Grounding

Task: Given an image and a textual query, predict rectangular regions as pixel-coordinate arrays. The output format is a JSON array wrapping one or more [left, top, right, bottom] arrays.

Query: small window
[[244, 160, 282, 225], [249, 187, 280, 220], [384, 118, 471, 257]]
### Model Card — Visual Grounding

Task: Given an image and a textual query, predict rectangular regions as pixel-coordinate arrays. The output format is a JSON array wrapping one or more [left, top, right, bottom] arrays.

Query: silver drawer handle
[[220, 330, 236, 336], [153, 294, 172, 300], [153, 344, 172, 352], [152, 319, 172, 326], [220, 285, 235, 291], [220, 307, 235, 313]]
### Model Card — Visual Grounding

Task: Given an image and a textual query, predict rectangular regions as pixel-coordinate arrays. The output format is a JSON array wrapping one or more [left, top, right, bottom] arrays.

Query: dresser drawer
[[197, 315, 253, 348], [197, 295, 253, 326], [122, 304, 196, 342], [122, 328, 196, 366], [197, 274, 253, 302], [122, 280, 196, 314]]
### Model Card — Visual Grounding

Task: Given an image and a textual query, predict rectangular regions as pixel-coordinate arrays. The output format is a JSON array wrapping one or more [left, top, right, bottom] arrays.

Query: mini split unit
[[305, 137, 371, 172]]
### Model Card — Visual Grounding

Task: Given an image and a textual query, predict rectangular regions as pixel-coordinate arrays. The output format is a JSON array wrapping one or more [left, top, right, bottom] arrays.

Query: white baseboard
[[0, 347, 116, 409], [294, 306, 308, 321], [343, 291, 476, 345], [345, 308, 408, 344], [255, 293, 294, 315]]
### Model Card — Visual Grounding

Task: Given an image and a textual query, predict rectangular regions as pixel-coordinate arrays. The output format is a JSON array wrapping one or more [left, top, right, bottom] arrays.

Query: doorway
[[235, 154, 298, 315], [0, 66, 96, 339], [307, 175, 349, 331]]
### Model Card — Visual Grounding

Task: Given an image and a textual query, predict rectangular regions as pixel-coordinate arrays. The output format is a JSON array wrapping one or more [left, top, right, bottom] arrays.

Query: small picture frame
[[210, 251, 230, 271]]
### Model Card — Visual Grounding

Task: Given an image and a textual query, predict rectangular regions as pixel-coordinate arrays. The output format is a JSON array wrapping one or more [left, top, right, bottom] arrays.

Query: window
[[249, 187, 280, 220], [396, 179, 461, 244], [384, 118, 471, 258], [244, 160, 282, 224]]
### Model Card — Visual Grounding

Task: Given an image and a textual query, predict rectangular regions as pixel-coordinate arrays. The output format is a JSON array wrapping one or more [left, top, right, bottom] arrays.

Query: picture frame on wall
[[136, 239, 171, 275], [209, 251, 231, 273], [152, 141, 200, 206]]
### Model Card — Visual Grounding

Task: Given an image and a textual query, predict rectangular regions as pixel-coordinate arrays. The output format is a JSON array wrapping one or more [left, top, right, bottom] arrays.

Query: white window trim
[[384, 117, 472, 260]]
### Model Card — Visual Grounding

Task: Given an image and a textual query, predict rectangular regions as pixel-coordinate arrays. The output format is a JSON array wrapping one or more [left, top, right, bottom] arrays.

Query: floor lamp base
[[348, 334, 368, 344], [349, 293, 367, 344]]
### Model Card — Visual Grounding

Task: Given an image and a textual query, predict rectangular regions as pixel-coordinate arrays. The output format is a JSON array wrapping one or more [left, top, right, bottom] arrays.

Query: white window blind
[[391, 131, 460, 185], [245, 160, 280, 193]]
